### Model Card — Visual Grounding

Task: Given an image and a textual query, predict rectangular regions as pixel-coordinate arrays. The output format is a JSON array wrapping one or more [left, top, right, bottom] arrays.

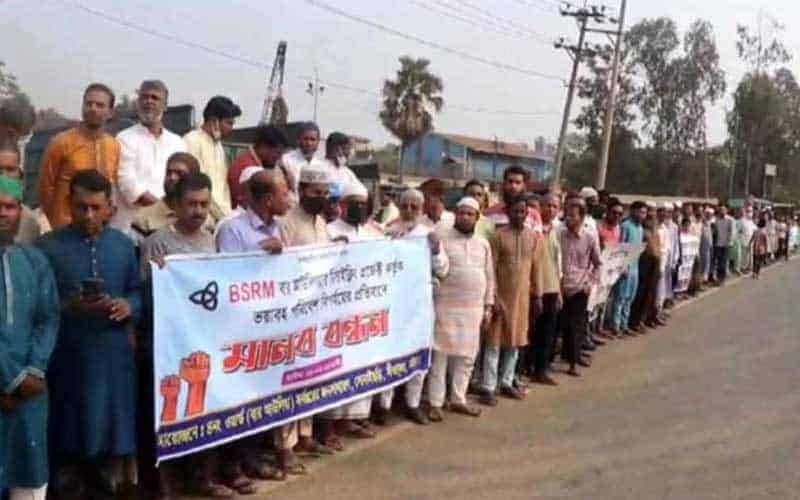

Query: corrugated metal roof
[[436, 132, 551, 161]]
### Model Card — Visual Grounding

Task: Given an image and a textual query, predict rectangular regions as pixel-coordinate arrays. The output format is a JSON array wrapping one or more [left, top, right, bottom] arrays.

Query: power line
[[456, 0, 557, 40], [509, 0, 561, 15], [304, 0, 564, 81], [63, 1, 560, 118], [409, 0, 538, 42]]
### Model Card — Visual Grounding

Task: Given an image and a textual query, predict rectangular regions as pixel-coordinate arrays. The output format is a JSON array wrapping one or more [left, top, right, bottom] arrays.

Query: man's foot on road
[[406, 407, 430, 425], [478, 390, 498, 406], [567, 367, 581, 377], [449, 402, 482, 417], [428, 407, 444, 422], [532, 374, 558, 386], [499, 385, 525, 400]]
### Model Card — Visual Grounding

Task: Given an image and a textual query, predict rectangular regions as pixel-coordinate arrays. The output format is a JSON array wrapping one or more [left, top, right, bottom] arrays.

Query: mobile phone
[[81, 278, 106, 299]]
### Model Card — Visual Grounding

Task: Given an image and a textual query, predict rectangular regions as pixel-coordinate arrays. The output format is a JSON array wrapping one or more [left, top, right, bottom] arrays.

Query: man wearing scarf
[[0, 175, 60, 500]]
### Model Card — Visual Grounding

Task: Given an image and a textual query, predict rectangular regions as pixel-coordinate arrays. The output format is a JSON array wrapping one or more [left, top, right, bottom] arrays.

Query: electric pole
[[594, 0, 627, 189], [552, 4, 606, 189], [306, 67, 325, 122]]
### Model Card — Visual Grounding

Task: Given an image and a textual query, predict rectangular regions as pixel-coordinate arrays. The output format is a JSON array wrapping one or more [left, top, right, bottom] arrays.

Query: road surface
[[257, 260, 800, 500]]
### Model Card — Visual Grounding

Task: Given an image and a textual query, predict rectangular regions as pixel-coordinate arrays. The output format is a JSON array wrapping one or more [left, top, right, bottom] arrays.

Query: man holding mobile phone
[[36, 169, 142, 499]]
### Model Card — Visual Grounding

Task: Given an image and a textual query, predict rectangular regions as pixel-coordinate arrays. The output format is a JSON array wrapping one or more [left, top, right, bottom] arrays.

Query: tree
[[727, 15, 796, 199], [0, 61, 20, 99], [379, 57, 444, 182]]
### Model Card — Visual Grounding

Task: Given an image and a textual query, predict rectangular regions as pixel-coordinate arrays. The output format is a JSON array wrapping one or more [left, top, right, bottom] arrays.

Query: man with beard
[[0, 138, 41, 243], [113, 80, 186, 239], [184, 96, 241, 214], [611, 201, 646, 336], [385, 189, 449, 424], [479, 196, 540, 406], [738, 205, 756, 274], [322, 132, 362, 193], [485, 165, 541, 230], [132, 152, 221, 237], [276, 162, 335, 469], [138, 173, 234, 498], [428, 197, 495, 421], [36, 170, 142, 499], [0, 175, 60, 500], [228, 125, 289, 209], [39, 83, 120, 229], [280, 121, 321, 195]]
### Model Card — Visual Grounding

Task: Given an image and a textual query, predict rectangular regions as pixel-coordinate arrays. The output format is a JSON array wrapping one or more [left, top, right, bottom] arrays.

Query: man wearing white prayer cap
[[318, 178, 386, 445], [271, 158, 336, 470], [427, 196, 495, 421], [383, 187, 450, 425]]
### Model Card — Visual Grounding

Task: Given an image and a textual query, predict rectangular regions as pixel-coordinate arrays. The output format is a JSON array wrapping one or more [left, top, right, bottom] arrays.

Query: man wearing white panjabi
[[318, 181, 385, 449], [427, 197, 494, 422], [381, 189, 449, 425]]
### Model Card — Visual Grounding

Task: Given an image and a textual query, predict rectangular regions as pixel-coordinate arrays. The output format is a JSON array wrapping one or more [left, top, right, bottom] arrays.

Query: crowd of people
[[0, 81, 797, 500]]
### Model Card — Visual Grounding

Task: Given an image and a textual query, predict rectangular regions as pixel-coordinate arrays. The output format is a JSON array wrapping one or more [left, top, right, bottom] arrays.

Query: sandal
[[242, 461, 284, 481], [323, 434, 345, 451], [499, 385, 525, 400], [449, 402, 482, 417], [428, 407, 444, 422], [196, 482, 236, 499], [478, 391, 498, 407]]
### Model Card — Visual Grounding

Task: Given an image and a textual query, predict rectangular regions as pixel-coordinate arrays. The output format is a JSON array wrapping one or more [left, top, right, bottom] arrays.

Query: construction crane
[[259, 41, 288, 125]]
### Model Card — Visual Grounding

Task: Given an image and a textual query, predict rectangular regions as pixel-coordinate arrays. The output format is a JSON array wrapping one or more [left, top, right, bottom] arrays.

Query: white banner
[[674, 233, 699, 293], [587, 243, 646, 311], [151, 238, 434, 463]]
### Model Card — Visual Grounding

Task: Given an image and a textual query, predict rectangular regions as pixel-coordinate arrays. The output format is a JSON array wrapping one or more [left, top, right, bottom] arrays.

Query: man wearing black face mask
[[279, 159, 332, 246], [276, 160, 334, 462], [319, 180, 385, 448]]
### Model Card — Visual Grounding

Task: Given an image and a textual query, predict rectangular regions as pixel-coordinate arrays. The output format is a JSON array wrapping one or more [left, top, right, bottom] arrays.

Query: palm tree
[[379, 57, 444, 183]]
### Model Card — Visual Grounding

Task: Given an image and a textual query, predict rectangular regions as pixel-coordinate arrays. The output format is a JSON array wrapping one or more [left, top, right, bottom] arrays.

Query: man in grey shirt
[[140, 172, 248, 497], [712, 204, 734, 285]]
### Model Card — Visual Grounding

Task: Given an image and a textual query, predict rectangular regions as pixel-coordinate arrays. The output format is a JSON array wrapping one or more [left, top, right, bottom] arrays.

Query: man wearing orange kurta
[[480, 196, 540, 406], [39, 83, 120, 229]]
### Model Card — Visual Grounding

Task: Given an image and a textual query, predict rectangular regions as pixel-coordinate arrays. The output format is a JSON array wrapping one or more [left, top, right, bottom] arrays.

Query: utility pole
[[552, 4, 606, 189], [306, 66, 325, 122], [594, 0, 627, 189]]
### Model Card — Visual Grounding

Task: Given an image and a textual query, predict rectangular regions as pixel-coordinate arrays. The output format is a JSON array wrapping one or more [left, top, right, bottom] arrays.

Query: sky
[[2, 0, 799, 149]]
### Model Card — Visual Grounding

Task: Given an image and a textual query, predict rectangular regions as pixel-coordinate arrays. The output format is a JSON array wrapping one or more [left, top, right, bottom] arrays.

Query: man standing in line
[[596, 198, 623, 337], [113, 80, 186, 239], [228, 125, 289, 210], [320, 181, 384, 447], [559, 199, 601, 377], [484, 166, 540, 231], [0, 175, 60, 500], [739, 205, 756, 273], [479, 197, 539, 406], [713, 205, 734, 285], [321, 132, 362, 193], [132, 152, 221, 237], [280, 121, 321, 195], [463, 179, 495, 241], [138, 173, 236, 499], [36, 170, 141, 498], [184, 96, 241, 214], [0, 138, 41, 243], [611, 201, 646, 337], [374, 190, 399, 229], [276, 163, 335, 466], [418, 178, 454, 231], [529, 193, 562, 385], [428, 197, 495, 421], [385, 189, 449, 424], [39, 83, 120, 229]]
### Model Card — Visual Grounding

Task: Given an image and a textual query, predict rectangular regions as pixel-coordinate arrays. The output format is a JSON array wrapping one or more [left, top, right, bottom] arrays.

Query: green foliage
[[379, 56, 444, 147]]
